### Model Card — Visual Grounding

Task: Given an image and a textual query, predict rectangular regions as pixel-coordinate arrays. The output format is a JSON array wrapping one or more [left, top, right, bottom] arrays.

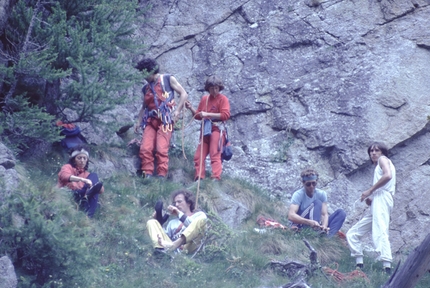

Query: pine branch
[[3, 0, 42, 110]]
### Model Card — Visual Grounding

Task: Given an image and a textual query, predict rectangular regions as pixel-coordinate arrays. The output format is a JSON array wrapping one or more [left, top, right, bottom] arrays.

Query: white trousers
[[346, 190, 393, 263]]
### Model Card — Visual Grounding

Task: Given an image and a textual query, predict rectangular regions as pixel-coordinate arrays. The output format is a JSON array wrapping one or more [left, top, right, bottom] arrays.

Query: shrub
[[0, 184, 98, 287]]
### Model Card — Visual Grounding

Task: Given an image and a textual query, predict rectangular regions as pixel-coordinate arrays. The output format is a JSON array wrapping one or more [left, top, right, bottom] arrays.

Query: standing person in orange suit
[[134, 58, 188, 179], [185, 76, 231, 181]]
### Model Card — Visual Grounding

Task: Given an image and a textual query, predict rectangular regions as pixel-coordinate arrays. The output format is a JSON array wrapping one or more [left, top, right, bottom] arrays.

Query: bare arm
[[170, 76, 188, 122], [288, 204, 320, 228], [185, 100, 196, 116], [134, 97, 146, 133], [361, 156, 392, 201], [185, 101, 220, 119], [69, 175, 92, 186], [201, 111, 222, 119], [320, 202, 329, 229]]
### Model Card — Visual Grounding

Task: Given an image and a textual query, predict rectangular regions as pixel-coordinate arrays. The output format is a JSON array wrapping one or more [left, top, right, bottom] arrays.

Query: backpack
[[220, 126, 233, 161], [56, 121, 87, 149]]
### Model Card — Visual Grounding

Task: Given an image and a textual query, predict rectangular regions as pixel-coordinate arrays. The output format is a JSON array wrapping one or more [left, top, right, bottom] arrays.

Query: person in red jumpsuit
[[185, 76, 231, 181], [134, 58, 188, 178]]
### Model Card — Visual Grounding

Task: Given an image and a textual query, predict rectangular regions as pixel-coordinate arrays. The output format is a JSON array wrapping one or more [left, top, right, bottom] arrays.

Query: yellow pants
[[147, 216, 207, 254]]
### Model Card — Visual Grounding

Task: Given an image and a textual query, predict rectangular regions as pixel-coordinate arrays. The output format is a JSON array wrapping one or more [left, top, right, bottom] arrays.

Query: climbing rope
[[195, 118, 205, 210]]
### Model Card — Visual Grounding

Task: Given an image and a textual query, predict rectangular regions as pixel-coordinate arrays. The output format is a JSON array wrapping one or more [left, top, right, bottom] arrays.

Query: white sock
[[383, 261, 391, 268]]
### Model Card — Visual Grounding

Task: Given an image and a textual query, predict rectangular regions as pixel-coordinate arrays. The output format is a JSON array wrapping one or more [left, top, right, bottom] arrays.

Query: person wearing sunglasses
[[288, 169, 346, 237]]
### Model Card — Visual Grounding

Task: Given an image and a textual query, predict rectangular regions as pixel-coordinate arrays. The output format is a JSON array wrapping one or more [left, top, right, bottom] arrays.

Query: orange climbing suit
[[193, 93, 230, 180], [139, 77, 174, 177]]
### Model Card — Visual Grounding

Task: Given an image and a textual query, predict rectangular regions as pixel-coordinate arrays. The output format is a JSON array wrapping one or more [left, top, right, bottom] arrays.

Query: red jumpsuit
[[139, 78, 173, 177], [193, 94, 230, 180]]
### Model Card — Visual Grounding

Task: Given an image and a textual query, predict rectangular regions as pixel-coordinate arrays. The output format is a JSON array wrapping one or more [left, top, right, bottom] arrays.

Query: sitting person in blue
[[288, 168, 346, 237]]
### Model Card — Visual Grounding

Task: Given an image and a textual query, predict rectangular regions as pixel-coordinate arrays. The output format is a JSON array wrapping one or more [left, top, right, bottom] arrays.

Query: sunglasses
[[305, 181, 317, 187]]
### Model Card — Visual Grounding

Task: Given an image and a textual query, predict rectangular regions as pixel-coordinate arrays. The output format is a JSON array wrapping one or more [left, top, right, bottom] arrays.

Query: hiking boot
[[156, 175, 166, 182], [86, 182, 103, 198], [153, 248, 172, 259], [356, 263, 364, 270], [136, 169, 144, 177], [154, 200, 164, 225], [384, 267, 392, 275]]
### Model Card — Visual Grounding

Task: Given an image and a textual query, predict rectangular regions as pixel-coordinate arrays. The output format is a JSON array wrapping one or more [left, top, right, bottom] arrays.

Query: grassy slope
[[6, 143, 430, 288]]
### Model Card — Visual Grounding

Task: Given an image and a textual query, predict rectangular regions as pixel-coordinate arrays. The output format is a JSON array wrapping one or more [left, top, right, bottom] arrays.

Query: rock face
[[0, 256, 17, 288], [1, 0, 430, 257], [134, 0, 430, 252], [0, 142, 19, 202]]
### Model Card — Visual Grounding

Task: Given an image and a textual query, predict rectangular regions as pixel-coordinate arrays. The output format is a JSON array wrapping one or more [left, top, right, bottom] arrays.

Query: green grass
[[2, 146, 430, 287]]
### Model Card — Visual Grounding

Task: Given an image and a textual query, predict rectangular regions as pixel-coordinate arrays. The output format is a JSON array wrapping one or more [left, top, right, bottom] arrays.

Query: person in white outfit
[[346, 142, 396, 274]]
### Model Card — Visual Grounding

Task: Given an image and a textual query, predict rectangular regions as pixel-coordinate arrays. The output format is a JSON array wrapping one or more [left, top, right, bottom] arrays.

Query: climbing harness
[[140, 74, 175, 130]]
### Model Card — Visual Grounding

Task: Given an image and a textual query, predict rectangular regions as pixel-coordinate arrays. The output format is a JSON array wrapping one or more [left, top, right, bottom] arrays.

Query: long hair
[[68, 145, 89, 171], [171, 190, 196, 212], [367, 141, 389, 160]]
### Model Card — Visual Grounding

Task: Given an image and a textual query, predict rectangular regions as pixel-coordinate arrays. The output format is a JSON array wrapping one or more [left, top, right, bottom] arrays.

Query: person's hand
[[197, 111, 208, 118], [167, 205, 179, 215], [365, 198, 372, 206], [83, 179, 92, 186], [157, 234, 173, 249], [321, 226, 330, 234], [172, 110, 179, 122], [134, 123, 141, 134], [184, 101, 192, 110], [308, 220, 321, 228], [360, 189, 372, 202]]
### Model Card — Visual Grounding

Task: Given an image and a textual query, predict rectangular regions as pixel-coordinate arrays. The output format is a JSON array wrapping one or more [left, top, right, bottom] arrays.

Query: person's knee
[[346, 229, 355, 241], [336, 209, 347, 221], [87, 172, 99, 183], [147, 219, 157, 225]]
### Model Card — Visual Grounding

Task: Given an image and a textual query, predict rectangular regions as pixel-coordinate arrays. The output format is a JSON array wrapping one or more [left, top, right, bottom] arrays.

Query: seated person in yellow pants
[[147, 189, 207, 254]]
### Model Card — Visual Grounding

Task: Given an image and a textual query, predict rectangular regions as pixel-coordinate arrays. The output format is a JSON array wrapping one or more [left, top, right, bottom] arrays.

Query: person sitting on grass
[[146, 190, 207, 254], [288, 168, 346, 237], [58, 145, 104, 218]]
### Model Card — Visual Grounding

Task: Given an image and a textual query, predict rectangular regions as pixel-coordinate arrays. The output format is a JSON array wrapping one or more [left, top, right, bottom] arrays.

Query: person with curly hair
[[134, 58, 188, 179], [185, 75, 231, 181]]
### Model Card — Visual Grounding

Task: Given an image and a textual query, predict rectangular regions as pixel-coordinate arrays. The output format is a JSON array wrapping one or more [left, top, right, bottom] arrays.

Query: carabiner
[[162, 123, 173, 133]]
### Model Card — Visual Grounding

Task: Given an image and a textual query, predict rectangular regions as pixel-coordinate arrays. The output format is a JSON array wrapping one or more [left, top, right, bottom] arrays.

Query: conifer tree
[[0, 0, 144, 152]]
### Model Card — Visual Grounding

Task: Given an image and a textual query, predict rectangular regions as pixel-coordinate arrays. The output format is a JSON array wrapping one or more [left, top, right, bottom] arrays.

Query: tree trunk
[[3, 0, 41, 110], [44, 79, 61, 115], [384, 233, 430, 288]]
